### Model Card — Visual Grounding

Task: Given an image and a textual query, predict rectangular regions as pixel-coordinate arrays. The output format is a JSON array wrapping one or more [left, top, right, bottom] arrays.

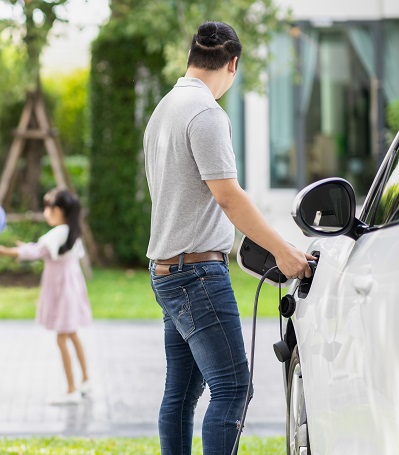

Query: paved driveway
[[0, 319, 285, 437]]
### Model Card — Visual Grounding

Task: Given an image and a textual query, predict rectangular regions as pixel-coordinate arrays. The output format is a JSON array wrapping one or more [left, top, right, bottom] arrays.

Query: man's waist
[[154, 251, 225, 265]]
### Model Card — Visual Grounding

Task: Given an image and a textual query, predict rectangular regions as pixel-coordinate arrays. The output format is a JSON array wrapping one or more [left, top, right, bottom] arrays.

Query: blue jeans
[[149, 259, 250, 455]]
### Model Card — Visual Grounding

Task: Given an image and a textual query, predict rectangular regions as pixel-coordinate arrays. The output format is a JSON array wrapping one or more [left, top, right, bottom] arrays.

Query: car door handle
[[353, 275, 373, 296]]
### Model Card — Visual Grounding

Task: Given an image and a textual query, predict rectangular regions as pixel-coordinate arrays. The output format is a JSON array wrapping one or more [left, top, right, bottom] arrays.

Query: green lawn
[[0, 436, 285, 454], [0, 260, 282, 319]]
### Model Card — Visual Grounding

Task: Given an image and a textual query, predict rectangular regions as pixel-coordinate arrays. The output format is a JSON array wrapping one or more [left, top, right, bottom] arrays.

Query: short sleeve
[[38, 225, 69, 260], [72, 238, 86, 259], [188, 108, 237, 181], [18, 242, 50, 261]]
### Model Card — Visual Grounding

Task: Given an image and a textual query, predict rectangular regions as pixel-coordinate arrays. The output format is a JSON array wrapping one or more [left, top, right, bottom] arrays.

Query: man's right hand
[[275, 244, 316, 280]]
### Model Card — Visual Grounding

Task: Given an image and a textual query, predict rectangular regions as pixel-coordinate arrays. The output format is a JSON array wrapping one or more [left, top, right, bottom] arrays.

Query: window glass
[[226, 71, 246, 187], [304, 28, 375, 198], [269, 25, 378, 193], [367, 148, 399, 226], [269, 33, 296, 188]]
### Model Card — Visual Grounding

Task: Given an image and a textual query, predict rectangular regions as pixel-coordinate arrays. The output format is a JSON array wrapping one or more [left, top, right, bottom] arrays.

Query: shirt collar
[[174, 77, 214, 98]]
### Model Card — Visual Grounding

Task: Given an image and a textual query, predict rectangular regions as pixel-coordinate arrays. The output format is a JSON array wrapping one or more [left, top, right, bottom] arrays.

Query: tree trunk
[[20, 88, 44, 211], [20, 140, 43, 211]]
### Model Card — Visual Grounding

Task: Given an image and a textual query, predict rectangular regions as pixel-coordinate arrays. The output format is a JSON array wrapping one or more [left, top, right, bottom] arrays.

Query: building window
[[303, 26, 375, 197], [269, 32, 296, 188], [226, 71, 246, 187]]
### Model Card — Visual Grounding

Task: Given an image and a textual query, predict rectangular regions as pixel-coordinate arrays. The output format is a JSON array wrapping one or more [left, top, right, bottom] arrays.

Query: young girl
[[0, 188, 92, 405]]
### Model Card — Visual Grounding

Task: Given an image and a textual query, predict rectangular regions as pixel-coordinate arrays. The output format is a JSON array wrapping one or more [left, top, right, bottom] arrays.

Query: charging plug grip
[[307, 260, 317, 274], [239, 237, 289, 284]]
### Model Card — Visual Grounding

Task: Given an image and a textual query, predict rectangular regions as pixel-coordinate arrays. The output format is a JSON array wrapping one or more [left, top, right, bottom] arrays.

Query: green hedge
[[0, 221, 48, 274], [42, 69, 90, 157], [89, 29, 168, 265], [387, 99, 399, 141]]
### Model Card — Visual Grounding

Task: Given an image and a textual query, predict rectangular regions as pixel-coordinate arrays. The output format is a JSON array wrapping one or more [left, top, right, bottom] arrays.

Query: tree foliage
[[0, 1, 73, 211], [43, 69, 90, 156], [0, 38, 29, 108], [0, 38, 28, 163], [387, 99, 399, 142], [89, 0, 289, 265], [0, 0, 73, 151], [108, 0, 290, 93], [89, 32, 167, 265], [0, 0, 70, 84]]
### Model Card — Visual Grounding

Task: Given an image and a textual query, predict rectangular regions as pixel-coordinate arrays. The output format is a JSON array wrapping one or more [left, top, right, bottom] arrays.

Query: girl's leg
[[57, 333, 76, 393], [68, 332, 89, 382]]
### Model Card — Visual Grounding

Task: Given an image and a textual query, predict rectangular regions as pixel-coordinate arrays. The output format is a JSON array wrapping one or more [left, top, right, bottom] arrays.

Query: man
[[144, 21, 313, 455]]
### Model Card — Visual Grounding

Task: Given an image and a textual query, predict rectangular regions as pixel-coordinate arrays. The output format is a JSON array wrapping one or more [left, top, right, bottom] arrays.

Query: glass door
[[304, 27, 375, 198]]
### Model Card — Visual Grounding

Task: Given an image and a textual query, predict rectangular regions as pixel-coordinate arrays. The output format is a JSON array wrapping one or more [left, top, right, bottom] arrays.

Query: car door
[[294, 141, 399, 455]]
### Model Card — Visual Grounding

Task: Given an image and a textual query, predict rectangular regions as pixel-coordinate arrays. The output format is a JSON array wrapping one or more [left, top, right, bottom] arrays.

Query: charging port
[[298, 251, 319, 298]]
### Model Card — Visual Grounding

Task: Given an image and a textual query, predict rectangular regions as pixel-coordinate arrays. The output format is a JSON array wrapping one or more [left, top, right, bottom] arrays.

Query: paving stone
[[0, 319, 286, 437]]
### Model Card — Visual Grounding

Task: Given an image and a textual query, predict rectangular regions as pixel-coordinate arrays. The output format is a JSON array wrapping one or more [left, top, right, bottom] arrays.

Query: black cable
[[230, 265, 281, 455], [231, 259, 317, 454], [278, 273, 283, 341]]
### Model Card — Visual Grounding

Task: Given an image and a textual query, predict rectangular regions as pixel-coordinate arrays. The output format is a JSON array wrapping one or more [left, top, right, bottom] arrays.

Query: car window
[[365, 148, 399, 226]]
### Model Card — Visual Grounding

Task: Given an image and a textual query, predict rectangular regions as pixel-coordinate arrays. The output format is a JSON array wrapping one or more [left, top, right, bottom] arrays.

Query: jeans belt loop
[[223, 253, 229, 265], [178, 253, 184, 271]]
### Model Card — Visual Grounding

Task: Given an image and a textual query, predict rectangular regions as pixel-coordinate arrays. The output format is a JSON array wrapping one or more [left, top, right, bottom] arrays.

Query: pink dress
[[18, 224, 92, 333]]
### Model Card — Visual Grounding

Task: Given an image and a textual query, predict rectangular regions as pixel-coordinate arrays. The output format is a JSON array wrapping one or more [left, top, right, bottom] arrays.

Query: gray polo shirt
[[144, 77, 237, 260]]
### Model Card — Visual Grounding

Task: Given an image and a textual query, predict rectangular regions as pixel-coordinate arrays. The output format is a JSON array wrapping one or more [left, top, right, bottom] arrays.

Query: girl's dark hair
[[187, 21, 242, 71], [43, 188, 81, 255]]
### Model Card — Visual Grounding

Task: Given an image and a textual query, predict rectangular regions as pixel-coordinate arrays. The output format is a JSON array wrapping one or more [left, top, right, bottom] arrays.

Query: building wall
[[244, 92, 311, 251], [277, 0, 399, 20], [242, 0, 399, 252]]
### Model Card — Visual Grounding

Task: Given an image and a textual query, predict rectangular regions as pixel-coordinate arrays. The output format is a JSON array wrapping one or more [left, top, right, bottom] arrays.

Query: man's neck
[[185, 67, 227, 100]]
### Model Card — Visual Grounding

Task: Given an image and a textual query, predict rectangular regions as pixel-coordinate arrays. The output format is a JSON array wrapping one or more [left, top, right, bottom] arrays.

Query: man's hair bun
[[188, 21, 242, 71], [197, 22, 219, 46]]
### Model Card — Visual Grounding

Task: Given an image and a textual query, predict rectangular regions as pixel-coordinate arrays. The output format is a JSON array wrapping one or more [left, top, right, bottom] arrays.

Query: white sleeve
[[72, 238, 86, 259], [38, 225, 69, 260]]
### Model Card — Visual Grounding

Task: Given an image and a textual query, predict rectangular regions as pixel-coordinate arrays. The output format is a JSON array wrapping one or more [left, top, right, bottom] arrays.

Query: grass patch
[[0, 260, 282, 319], [0, 436, 285, 454]]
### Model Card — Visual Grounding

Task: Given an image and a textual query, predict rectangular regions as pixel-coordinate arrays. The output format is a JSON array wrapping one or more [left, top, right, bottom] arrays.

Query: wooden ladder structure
[[0, 90, 99, 272]]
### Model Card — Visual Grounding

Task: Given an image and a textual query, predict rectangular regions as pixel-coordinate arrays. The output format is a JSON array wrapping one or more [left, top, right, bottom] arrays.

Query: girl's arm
[[0, 246, 19, 258], [0, 243, 49, 261]]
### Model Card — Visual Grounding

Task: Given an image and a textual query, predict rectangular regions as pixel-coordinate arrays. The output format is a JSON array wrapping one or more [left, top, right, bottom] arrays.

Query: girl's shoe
[[80, 379, 92, 397], [49, 390, 82, 406]]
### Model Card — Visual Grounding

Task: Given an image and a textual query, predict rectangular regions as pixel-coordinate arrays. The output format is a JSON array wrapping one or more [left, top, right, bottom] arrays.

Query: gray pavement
[[0, 319, 286, 438]]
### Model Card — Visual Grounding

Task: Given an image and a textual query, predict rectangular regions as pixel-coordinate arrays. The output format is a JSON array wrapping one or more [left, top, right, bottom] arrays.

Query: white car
[[239, 130, 399, 455]]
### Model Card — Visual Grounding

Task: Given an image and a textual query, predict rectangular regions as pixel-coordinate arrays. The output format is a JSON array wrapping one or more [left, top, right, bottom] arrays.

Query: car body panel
[[292, 224, 399, 455], [237, 131, 399, 454]]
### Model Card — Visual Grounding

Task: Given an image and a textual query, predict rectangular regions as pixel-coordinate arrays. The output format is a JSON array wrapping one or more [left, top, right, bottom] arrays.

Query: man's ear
[[228, 57, 238, 75]]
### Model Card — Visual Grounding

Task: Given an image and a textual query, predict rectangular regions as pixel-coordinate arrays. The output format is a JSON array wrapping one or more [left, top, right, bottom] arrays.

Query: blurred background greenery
[[1, 0, 398, 271], [0, 0, 292, 269]]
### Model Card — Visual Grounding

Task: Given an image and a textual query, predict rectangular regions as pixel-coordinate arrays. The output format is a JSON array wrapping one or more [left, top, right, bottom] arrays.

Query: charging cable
[[231, 260, 317, 454], [230, 265, 281, 455]]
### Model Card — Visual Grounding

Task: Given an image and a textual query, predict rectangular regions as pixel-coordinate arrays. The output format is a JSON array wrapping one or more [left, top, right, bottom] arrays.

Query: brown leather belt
[[155, 251, 224, 265], [154, 252, 225, 276]]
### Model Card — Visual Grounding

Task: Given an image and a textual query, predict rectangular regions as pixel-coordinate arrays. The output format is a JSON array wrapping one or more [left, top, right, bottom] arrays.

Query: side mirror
[[292, 178, 366, 239]]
